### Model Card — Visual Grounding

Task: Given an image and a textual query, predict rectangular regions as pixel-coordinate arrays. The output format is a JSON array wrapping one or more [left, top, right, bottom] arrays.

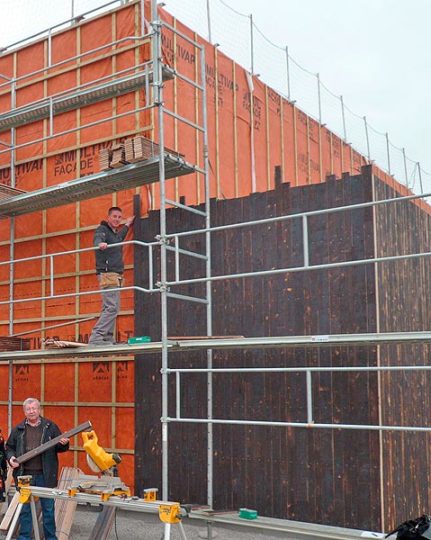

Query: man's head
[[107, 206, 123, 229], [23, 398, 41, 424]]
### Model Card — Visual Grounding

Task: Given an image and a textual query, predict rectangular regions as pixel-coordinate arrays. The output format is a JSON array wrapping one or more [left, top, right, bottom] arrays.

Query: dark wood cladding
[[135, 166, 431, 531], [374, 179, 431, 531]]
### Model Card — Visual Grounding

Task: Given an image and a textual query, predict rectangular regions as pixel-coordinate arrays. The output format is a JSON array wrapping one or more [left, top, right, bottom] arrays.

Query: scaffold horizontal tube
[[166, 249, 431, 286], [164, 108, 205, 133], [161, 20, 205, 50], [167, 363, 431, 373], [0, 285, 154, 306], [165, 244, 207, 261], [0, 239, 154, 267], [166, 292, 208, 304], [165, 198, 207, 216], [167, 417, 431, 432], [165, 189, 431, 239], [164, 67, 204, 91]]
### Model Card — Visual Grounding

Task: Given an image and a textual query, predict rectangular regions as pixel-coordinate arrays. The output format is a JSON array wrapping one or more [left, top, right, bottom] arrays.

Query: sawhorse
[[5, 475, 41, 540], [3, 476, 189, 540]]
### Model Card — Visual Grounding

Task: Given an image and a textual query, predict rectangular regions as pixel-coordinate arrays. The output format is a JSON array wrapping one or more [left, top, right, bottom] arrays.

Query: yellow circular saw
[[82, 430, 121, 475]]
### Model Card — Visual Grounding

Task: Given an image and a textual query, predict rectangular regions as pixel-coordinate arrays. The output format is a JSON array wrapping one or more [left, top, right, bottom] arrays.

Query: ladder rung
[[165, 245, 207, 261], [165, 198, 207, 217], [166, 292, 208, 304]]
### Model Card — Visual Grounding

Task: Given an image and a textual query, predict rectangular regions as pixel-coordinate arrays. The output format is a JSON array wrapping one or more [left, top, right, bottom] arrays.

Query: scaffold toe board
[[0, 155, 195, 217], [2, 332, 431, 363], [189, 509, 385, 539], [0, 341, 178, 363]]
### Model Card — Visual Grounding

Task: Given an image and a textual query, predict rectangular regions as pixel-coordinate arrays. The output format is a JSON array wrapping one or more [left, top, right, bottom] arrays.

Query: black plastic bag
[[386, 515, 431, 539]]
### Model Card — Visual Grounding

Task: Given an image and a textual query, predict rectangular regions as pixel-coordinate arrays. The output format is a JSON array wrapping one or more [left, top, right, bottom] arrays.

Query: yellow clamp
[[143, 488, 158, 501], [17, 476, 33, 504], [101, 490, 113, 502], [159, 503, 181, 524]]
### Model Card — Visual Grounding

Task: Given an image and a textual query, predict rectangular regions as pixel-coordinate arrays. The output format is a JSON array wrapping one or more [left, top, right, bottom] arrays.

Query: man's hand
[[98, 242, 108, 250], [9, 456, 19, 469], [125, 216, 135, 228], [59, 438, 69, 446]]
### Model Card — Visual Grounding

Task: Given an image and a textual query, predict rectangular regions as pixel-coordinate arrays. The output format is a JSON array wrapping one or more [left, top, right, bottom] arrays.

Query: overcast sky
[[1, 0, 430, 190], [165, 0, 431, 191]]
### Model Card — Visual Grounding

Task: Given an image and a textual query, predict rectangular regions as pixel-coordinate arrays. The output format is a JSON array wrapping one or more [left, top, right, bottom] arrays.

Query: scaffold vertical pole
[[201, 42, 214, 537], [385, 132, 391, 175], [151, 0, 169, 501], [364, 116, 371, 162], [340, 95, 347, 142], [206, 0, 212, 43], [8, 79, 16, 433]]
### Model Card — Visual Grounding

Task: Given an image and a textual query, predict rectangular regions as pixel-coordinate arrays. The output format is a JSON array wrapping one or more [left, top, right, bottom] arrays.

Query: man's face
[[107, 210, 122, 229], [24, 402, 41, 423]]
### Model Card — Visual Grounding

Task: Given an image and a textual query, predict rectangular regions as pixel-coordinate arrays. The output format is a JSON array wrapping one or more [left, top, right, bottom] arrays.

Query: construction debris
[[43, 338, 87, 349]]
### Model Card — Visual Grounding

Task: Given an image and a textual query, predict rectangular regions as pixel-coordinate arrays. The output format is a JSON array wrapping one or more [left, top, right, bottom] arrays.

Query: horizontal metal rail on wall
[[167, 248, 431, 286], [165, 187, 431, 286], [168, 360, 431, 433], [1, 188, 430, 304], [167, 188, 431, 240]]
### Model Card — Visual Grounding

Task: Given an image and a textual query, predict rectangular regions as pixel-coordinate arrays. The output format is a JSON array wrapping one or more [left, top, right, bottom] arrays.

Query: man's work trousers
[[18, 473, 57, 540], [88, 278, 120, 345]]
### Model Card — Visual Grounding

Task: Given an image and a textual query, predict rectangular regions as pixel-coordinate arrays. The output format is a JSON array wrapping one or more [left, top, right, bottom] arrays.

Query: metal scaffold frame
[[1, 1, 431, 537], [0, 0, 214, 515]]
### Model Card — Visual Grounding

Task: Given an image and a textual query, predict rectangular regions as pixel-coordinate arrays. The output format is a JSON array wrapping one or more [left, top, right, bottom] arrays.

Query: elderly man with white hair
[[6, 397, 69, 540]]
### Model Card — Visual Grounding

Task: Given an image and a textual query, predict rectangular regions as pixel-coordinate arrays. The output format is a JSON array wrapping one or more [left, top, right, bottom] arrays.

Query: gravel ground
[[69, 506, 291, 540]]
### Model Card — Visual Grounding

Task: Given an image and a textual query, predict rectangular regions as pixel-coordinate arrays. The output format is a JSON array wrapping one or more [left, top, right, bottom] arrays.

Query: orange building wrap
[[0, 0, 416, 490]]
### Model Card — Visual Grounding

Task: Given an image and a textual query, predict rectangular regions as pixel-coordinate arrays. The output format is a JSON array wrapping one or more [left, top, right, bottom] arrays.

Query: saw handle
[[82, 430, 97, 445], [82, 430, 121, 473]]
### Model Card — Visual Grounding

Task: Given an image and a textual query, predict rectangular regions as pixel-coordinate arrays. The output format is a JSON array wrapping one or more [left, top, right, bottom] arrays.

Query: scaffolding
[[0, 0, 213, 509], [1, 0, 431, 537]]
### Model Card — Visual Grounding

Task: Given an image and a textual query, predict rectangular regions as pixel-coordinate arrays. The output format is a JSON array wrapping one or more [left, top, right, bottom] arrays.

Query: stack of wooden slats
[[55, 466, 82, 540], [98, 148, 111, 170], [0, 336, 31, 351], [133, 135, 155, 161], [99, 135, 181, 171], [124, 137, 135, 163], [110, 144, 127, 168]]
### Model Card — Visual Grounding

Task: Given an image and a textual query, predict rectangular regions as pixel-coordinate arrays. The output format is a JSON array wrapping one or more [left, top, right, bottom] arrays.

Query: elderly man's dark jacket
[[94, 221, 129, 274], [5, 417, 69, 488]]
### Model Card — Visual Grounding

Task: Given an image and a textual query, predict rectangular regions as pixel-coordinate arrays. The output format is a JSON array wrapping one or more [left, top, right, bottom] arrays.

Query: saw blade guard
[[86, 454, 102, 473]]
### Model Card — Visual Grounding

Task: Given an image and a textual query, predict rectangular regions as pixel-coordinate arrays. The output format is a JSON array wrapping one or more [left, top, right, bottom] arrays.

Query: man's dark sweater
[[24, 423, 43, 473], [93, 221, 129, 274]]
